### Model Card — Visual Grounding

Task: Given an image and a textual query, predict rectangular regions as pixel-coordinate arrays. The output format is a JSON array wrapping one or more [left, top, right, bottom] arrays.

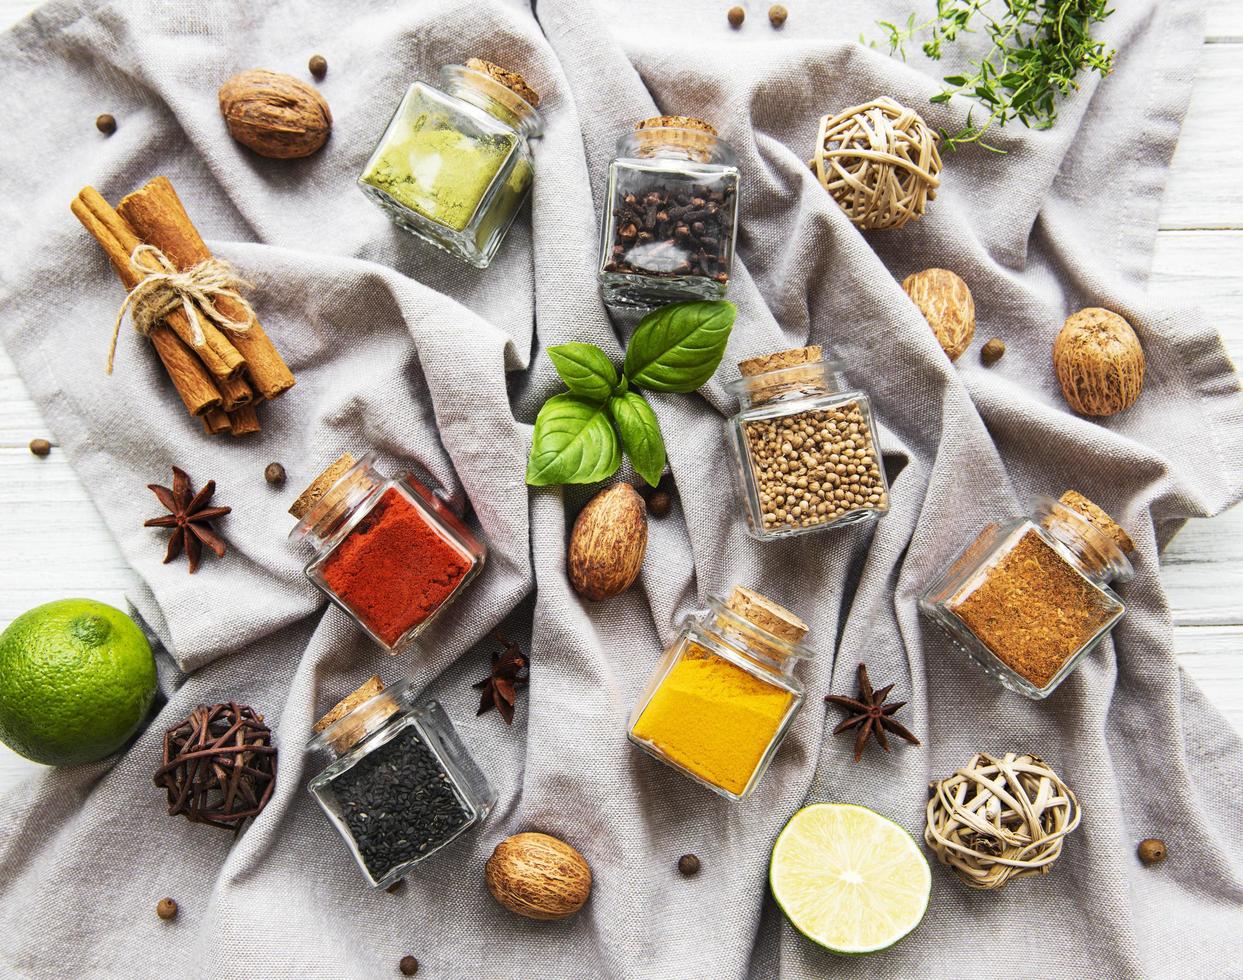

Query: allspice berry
[[678, 854, 701, 876], [155, 897, 178, 920], [28, 438, 51, 457], [96, 113, 117, 135], [728, 5, 746, 27], [264, 462, 287, 487], [399, 955, 420, 976], [1137, 838, 1167, 865], [648, 490, 673, 519], [769, 4, 788, 26], [309, 54, 328, 80], [980, 338, 1006, 366]]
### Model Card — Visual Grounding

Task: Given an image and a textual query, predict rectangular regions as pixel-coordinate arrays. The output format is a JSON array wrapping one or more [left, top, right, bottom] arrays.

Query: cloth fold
[[1, 0, 1241, 976]]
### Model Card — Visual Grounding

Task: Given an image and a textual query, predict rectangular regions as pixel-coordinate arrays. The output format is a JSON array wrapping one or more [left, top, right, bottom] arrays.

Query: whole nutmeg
[[1053, 307, 1144, 416], [728, 5, 746, 27], [218, 69, 332, 159], [485, 832, 592, 920], [1137, 838, 1167, 865], [568, 484, 647, 601], [155, 897, 178, 920], [902, 268, 975, 361], [980, 338, 1006, 366]]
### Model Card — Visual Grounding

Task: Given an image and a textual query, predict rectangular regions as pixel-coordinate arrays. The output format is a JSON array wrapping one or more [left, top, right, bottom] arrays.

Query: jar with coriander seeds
[[628, 586, 813, 800], [359, 58, 542, 268], [598, 115, 740, 307], [726, 346, 889, 540], [919, 490, 1135, 699], [307, 676, 496, 887]]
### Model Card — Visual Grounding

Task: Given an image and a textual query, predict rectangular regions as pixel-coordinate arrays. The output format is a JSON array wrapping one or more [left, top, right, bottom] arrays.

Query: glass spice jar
[[289, 453, 486, 654], [628, 586, 813, 800], [358, 58, 542, 268], [919, 490, 1135, 699], [726, 346, 889, 540], [307, 676, 496, 888], [598, 115, 740, 307]]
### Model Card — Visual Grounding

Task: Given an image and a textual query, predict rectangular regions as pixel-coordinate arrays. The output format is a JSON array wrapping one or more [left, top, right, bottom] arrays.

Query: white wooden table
[[2, 3, 1241, 789]]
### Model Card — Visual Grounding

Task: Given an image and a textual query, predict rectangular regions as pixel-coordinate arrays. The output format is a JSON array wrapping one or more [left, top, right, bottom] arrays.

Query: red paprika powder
[[321, 487, 473, 647]]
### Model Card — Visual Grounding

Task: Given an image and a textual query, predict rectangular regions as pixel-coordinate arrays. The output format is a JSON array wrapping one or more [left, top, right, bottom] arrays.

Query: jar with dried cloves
[[307, 677, 496, 887], [726, 346, 889, 540], [919, 491, 1135, 699], [598, 115, 740, 307]]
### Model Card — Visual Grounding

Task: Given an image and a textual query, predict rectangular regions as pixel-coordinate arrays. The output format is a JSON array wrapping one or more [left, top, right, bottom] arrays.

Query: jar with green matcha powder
[[359, 58, 542, 268]]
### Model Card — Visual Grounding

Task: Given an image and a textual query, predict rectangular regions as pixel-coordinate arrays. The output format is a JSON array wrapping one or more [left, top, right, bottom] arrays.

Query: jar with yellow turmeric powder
[[628, 586, 813, 800]]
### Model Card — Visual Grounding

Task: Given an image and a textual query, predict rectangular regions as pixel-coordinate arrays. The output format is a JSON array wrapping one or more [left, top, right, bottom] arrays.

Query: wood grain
[[0, 1, 1240, 792]]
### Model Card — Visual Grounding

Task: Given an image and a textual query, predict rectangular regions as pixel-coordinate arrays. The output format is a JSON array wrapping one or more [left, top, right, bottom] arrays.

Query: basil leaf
[[525, 393, 621, 486], [609, 391, 666, 488], [547, 343, 619, 402], [623, 300, 736, 393]]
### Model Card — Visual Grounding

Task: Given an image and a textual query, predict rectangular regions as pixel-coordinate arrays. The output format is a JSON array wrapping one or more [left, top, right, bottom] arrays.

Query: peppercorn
[[155, 897, 178, 920], [1137, 838, 1167, 865], [309, 54, 328, 80], [727, 5, 745, 27], [678, 854, 701, 876], [399, 955, 420, 976], [264, 462, 287, 487], [648, 490, 673, 519], [981, 338, 1006, 365], [96, 113, 117, 135], [768, 4, 788, 26], [28, 438, 51, 457]]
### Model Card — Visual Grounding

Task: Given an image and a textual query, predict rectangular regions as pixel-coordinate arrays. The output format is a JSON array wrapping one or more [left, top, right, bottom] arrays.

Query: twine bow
[[108, 244, 255, 373]]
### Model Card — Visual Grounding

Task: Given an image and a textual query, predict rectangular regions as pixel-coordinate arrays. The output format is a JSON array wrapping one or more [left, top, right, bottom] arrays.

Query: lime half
[[770, 802, 931, 955]]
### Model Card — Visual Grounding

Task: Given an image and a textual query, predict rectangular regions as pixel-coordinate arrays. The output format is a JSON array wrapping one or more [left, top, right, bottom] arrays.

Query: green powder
[[362, 116, 517, 233]]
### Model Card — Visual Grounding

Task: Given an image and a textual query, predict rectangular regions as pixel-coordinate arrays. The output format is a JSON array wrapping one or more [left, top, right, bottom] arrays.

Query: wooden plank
[[1149, 231, 1243, 364]]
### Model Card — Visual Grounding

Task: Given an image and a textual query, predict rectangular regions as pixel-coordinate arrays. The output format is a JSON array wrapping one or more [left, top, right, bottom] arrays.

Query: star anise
[[144, 467, 231, 573], [472, 633, 529, 725], [825, 663, 921, 763]]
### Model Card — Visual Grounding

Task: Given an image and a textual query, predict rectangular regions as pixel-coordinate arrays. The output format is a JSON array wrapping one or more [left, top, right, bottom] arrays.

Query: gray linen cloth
[[2, 0, 1242, 976]]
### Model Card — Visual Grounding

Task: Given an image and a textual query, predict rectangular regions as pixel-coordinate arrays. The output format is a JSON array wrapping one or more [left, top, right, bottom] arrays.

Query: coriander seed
[[678, 853, 701, 876], [155, 897, 178, 920], [309, 54, 328, 80], [981, 338, 1006, 365], [28, 438, 51, 457], [648, 490, 673, 518], [399, 954, 420, 975], [264, 462, 287, 486], [768, 4, 788, 26], [1137, 838, 1167, 865], [728, 5, 745, 27], [96, 113, 117, 135]]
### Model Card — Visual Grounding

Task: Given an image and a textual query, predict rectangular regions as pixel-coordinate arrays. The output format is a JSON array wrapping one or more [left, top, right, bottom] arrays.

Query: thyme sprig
[[876, 1, 1116, 152]]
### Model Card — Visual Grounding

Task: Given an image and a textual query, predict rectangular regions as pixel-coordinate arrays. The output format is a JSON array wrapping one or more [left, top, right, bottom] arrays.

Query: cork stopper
[[466, 58, 540, 107], [634, 115, 719, 161], [725, 585, 809, 645], [289, 453, 356, 520], [737, 346, 828, 405], [314, 676, 398, 755], [1058, 490, 1135, 554]]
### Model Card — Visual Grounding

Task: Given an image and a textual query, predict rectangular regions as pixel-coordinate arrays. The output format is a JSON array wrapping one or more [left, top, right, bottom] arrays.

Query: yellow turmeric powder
[[631, 643, 794, 795]]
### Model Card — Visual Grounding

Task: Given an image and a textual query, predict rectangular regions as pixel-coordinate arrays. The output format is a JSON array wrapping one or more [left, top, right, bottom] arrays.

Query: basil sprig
[[525, 300, 736, 487]]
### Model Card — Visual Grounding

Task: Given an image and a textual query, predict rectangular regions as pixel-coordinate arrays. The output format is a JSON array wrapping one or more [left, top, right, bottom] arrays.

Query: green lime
[[0, 599, 157, 766], [770, 802, 931, 955]]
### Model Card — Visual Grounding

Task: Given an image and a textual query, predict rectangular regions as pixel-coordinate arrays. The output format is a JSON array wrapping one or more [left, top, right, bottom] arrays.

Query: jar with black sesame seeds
[[306, 676, 495, 888], [725, 346, 889, 540]]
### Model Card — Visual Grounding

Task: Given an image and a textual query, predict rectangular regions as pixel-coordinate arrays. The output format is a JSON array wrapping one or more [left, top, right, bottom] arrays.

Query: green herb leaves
[[526, 301, 736, 487], [877, 0, 1116, 153]]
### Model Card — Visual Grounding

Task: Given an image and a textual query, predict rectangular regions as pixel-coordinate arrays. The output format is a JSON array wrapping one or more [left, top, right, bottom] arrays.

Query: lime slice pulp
[[770, 802, 931, 955]]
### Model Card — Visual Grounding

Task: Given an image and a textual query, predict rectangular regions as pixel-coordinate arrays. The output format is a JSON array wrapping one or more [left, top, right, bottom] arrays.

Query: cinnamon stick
[[118, 178, 295, 400], [227, 405, 261, 436], [73, 187, 246, 381], [71, 194, 223, 416], [218, 372, 254, 412], [202, 408, 233, 435]]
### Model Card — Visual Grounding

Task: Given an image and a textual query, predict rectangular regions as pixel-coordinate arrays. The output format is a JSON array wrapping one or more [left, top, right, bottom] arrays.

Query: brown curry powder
[[949, 529, 1120, 689]]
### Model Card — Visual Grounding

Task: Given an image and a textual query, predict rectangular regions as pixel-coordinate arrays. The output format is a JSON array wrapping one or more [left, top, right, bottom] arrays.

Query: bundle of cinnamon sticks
[[72, 177, 294, 436]]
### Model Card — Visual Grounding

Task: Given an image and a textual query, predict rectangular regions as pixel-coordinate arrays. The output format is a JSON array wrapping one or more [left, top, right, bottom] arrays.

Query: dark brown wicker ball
[[153, 703, 276, 833]]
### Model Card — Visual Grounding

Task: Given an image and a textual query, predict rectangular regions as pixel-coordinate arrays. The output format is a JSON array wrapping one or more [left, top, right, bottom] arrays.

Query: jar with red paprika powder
[[289, 453, 486, 653]]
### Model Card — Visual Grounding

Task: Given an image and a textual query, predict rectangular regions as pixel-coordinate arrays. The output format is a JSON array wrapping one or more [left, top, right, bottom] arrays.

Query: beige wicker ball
[[810, 97, 942, 230], [925, 752, 1081, 890]]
